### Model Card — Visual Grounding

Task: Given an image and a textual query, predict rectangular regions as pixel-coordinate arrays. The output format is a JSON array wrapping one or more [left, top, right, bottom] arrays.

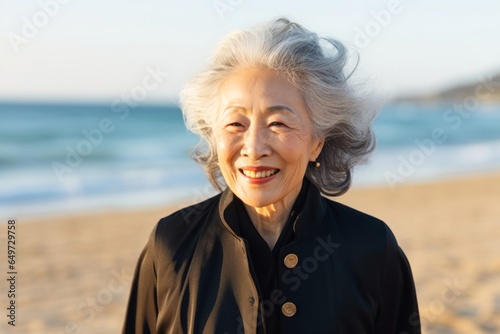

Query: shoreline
[[5, 168, 500, 223], [2, 171, 499, 333]]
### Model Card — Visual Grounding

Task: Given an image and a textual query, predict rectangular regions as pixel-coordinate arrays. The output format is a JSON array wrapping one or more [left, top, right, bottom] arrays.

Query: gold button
[[282, 302, 297, 317], [284, 253, 299, 268]]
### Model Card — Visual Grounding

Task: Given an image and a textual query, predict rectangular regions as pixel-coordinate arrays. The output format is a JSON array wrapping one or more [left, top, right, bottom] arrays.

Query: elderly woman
[[123, 18, 420, 334]]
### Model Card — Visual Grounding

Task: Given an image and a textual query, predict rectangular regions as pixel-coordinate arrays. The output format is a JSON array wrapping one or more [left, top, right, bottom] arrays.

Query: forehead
[[218, 67, 306, 111]]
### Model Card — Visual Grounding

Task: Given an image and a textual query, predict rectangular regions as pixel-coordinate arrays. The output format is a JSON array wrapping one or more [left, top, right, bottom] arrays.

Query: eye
[[224, 122, 245, 132], [269, 121, 286, 127]]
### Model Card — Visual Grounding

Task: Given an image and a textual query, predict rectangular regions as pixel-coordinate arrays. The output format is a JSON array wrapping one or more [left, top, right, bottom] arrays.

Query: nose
[[241, 123, 272, 160]]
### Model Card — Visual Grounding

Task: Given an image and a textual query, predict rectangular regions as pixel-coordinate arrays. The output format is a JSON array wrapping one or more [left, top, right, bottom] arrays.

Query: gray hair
[[179, 17, 377, 196]]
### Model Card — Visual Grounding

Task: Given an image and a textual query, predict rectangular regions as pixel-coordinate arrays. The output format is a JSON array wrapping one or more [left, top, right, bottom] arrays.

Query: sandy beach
[[1, 171, 499, 333]]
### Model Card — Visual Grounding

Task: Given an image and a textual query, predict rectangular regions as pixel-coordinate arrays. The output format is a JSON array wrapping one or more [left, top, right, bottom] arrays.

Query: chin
[[243, 199, 271, 209], [237, 189, 279, 208]]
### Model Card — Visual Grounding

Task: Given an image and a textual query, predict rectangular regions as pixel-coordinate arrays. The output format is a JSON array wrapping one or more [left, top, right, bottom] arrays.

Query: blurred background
[[1, 0, 499, 333]]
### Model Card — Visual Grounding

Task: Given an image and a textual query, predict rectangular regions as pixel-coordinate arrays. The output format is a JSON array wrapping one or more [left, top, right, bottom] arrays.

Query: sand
[[1, 172, 499, 333]]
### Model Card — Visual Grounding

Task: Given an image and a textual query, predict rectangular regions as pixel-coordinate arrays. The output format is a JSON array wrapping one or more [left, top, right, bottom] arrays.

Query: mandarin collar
[[218, 178, 328, 241]]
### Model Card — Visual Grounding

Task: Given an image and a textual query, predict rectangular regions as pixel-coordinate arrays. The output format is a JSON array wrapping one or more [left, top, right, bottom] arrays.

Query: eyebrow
[[267, 105, 296, 114], [223, 105, 296, 115]]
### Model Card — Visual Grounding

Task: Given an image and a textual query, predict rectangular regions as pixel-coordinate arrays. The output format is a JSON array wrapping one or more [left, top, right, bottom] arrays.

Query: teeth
[[242, 169, 278, 179]]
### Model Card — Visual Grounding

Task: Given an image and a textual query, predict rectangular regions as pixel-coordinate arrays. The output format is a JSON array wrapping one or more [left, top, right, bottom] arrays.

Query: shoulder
[[322, 196, 399, 254], [320, 197, 412, 284], [150, 193, 222, 256], [324, 197, 393, 236], [157, 193, 221, 231]]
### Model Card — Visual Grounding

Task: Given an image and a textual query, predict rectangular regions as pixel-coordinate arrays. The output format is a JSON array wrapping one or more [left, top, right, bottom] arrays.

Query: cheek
[[284, 152, 308, 174], [216, 134, 239, 164], [280, 134, 311, 162], [216, 140, 227, 157], [215, 131, 229, 154]]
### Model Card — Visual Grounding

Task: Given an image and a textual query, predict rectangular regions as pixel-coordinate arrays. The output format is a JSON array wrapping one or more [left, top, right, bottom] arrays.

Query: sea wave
[[1, 102, 499, 216]]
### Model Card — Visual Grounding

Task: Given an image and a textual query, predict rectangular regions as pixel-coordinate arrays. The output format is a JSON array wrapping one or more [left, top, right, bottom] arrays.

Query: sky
[[1, 0, 500, 104]]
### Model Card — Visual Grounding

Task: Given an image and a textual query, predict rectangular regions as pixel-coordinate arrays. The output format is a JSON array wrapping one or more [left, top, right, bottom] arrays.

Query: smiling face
[[214, 67, 324, 209]]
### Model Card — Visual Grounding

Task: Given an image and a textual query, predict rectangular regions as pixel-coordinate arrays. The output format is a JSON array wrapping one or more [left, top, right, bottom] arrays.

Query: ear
[[309, 137, 325, 162]]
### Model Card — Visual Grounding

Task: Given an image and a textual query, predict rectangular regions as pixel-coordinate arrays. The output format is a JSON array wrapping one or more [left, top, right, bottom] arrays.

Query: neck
[[243, 186, 301, 250]]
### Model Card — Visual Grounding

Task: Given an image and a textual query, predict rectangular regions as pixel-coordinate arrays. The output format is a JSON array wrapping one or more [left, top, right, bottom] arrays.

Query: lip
[[239, 166, 277, 171], [239, 166, 280, 185]]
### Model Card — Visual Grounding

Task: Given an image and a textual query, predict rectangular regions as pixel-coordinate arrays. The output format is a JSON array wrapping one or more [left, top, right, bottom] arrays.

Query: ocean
[[1, 101, 500, 217]]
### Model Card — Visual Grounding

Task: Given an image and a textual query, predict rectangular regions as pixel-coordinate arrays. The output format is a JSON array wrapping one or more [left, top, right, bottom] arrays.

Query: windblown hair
[[179, 17, 378, 196]]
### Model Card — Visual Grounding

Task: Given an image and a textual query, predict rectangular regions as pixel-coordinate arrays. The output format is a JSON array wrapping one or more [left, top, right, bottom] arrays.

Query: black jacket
[[123, 182, 420, 333]]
